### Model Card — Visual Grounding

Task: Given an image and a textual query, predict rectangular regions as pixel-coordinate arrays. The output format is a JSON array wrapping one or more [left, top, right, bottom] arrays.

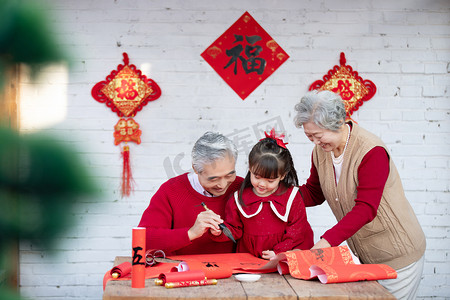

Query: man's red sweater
[[138, 173, 244, 255]]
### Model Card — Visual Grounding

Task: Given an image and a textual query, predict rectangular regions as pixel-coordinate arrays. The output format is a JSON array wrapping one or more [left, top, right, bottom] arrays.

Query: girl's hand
[[261, 250, 276, 260], [311, 238, 331, 249]]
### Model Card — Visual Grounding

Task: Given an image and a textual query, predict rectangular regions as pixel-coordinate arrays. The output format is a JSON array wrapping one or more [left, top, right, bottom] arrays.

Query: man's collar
[[187, 172, 214, 197]]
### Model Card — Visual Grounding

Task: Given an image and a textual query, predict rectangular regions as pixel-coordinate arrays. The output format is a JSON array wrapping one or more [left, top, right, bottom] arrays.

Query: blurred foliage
[[0, 0, 97, 299], [0, 0, 66, 88], [0, 128, 97, 248]]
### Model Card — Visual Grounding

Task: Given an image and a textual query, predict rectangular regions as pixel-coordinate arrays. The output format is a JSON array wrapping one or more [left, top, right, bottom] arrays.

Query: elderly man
[[138, 132, 244, 255]]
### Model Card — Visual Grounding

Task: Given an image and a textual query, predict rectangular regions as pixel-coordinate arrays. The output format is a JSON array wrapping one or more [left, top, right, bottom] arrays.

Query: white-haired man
[[138, 132, 243, 255]]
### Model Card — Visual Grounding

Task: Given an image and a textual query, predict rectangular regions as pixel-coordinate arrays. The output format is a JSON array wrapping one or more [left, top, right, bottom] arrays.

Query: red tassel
[[121, 145, 134, 197]]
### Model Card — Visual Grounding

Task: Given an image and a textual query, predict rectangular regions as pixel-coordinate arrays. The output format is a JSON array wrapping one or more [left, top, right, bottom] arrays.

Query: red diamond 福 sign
[[201, 11, 289, 100]]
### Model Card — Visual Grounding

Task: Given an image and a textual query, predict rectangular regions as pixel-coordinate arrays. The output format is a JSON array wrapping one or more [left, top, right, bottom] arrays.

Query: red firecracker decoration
[[309, 52, 376, 119], [92, 53, 161, 197]]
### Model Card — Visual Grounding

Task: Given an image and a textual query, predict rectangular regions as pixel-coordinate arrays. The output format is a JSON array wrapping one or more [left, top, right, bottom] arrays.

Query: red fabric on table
[[310, 263, 397, 283]]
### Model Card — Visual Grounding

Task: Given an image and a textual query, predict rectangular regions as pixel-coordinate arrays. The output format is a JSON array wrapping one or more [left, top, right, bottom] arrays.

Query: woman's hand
[[311, 238, 331, 249], [262, 250, 276, 260], [187, 210, 223, 241]]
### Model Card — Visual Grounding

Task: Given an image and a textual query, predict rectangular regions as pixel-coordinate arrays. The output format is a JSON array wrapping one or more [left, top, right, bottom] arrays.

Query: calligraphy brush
[[201, 202, 236, 243]]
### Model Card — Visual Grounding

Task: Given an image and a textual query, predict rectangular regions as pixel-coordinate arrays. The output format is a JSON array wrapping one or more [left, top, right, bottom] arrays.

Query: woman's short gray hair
[[191, 132, 238, 173], [293, 90, 346, 131]]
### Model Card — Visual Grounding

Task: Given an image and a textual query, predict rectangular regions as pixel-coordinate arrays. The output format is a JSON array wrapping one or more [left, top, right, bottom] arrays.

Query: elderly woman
[[139, 132, 243, 255], [294, 90, 425, 299]]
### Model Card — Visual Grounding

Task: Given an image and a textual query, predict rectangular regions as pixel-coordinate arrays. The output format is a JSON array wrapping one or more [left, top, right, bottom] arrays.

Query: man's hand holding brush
[[187, 209, 225, 241]]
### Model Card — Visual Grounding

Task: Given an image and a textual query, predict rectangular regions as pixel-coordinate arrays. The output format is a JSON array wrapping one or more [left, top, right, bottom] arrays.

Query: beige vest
[[313, 121, 426, 269]]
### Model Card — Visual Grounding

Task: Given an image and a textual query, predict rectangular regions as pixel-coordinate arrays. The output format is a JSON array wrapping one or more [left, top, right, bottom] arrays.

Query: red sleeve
[[322, 147, 389, 246], [273, 191, 314, 253], [219, 193, 244, 241], [298, 154, 326, 207], [138, 183, 191, 253]]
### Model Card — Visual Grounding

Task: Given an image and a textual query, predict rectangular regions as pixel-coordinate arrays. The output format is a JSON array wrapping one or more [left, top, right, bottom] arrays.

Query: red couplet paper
[[111, 262, 132, 277], [281, 246, 354, 279], [168, 252, 271, 278], [165, 278, 217, 289], [309, 263, 397, 284], [234, 246, 353, 276], [102, 262, 132, 290], [132, 227, 146, 288], [103, 261, 180, 290], [237, 246, 398, 284], [158, 270, 206, 284]]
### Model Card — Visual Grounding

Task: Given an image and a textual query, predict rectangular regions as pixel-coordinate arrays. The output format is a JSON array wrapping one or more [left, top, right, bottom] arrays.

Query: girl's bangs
[[250, 155, 281, 179]]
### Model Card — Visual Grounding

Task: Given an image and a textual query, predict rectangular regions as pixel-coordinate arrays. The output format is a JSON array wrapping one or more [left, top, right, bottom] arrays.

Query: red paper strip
[[238, 246, 397, 284], [310, 263, 397, 284], [182, 260, 232, 279], [165, 279, 217, 289], [235, 246, 353, 276], [132, 227, 146, 288], [102, 262, 132, 290], [103, 261, 180, 290], [111, 262, 132, 278], [157, 270, 206, 285], [168, 252, 271, 278], [282, 246, 354, 280]]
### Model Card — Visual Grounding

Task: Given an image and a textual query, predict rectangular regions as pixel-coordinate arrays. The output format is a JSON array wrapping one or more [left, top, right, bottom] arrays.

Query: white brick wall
[[17, 0, 449, 299]]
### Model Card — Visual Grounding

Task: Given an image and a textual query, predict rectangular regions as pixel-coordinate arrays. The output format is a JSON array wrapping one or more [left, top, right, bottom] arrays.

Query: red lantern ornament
[[309, 52, 376, 119], [92, 53, 161, 197]]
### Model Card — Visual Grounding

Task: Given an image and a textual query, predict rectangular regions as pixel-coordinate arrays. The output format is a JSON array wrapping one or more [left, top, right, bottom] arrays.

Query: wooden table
[[103, 257, 395, 300]]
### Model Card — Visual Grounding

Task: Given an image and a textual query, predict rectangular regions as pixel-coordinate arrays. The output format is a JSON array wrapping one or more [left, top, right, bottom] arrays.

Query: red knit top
[[299, 146, 389, 246], [138, 173, 244, 255], [214, 185, 314, 257]]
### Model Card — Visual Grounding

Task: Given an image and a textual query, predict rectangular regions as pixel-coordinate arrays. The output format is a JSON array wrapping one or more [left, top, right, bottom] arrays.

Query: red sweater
[[215, 186, 314, 257], [299, 146, 389, 246], [138, 173, 244, 255]]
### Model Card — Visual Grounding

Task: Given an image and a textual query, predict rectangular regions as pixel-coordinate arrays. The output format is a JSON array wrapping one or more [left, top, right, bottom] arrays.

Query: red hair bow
[[261, 128, 288, 149]]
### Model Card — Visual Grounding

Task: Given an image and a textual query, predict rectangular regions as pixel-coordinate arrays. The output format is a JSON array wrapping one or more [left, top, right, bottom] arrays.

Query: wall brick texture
[[18, 0, 449, 299]]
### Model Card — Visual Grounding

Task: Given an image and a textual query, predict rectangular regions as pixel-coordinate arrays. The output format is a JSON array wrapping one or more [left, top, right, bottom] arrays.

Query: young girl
[[210, 129, 314, 259]]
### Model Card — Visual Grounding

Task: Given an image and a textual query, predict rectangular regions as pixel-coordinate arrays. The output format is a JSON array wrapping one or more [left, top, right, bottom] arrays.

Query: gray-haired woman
[[139, 132, 243, 255], [294, 90, 425, 299]]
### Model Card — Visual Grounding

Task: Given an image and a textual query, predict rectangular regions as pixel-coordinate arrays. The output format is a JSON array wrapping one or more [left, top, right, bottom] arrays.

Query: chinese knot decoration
[[201, 11, 289, 100], [92, 52, 161, 197], [309, 52, 376, 118]]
